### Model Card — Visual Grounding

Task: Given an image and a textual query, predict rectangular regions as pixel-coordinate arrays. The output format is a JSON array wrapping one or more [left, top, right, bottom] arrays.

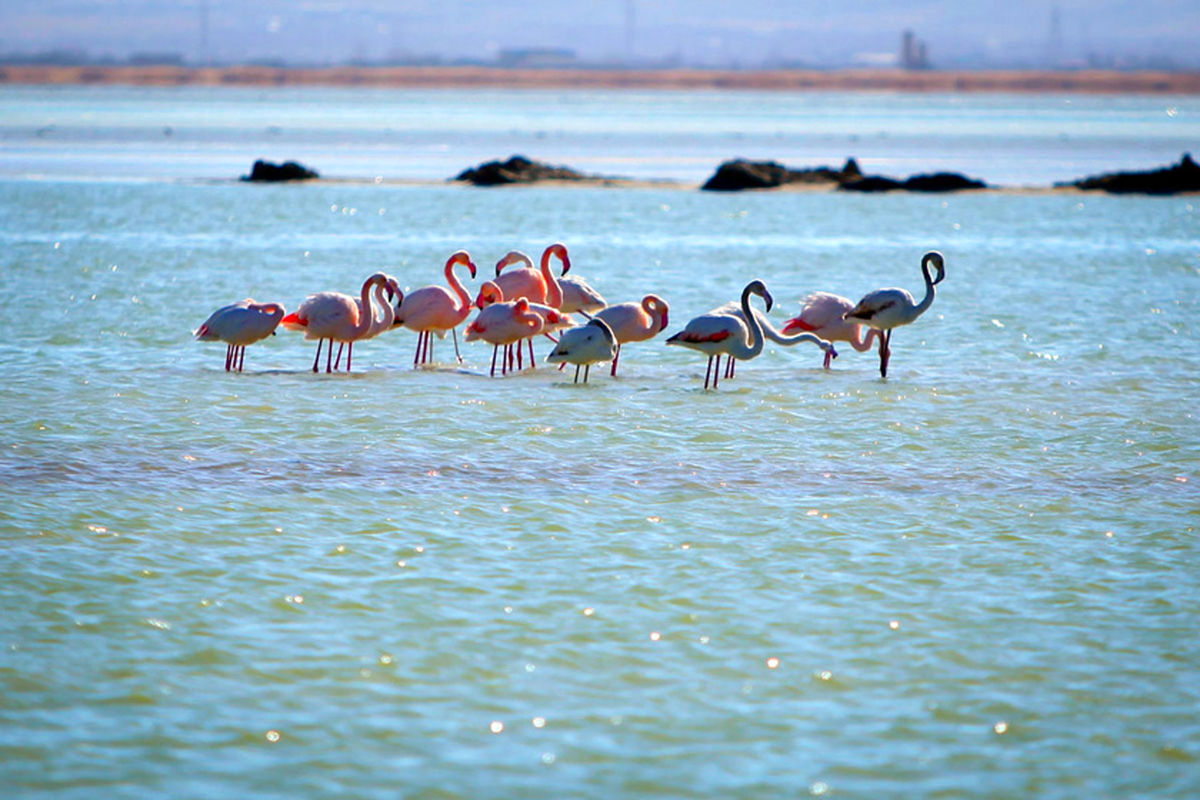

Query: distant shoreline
[[3, 64, 1200, 94]]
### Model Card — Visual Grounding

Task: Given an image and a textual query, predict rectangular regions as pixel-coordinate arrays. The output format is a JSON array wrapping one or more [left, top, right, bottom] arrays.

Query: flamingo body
[[546, 318, 617, 383], [195, 299, 285, 372], [594, 294, 669, 376]]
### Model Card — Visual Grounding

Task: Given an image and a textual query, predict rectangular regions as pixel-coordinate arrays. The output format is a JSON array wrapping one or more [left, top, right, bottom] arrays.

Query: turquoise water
[[2, 88, 1200, 798]]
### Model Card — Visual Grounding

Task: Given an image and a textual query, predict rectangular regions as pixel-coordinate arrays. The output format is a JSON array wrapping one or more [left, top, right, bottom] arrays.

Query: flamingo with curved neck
[[844, 251, 945, 377], [395, 251, 477, 367], [783, 292, 879, 369], [464, 298, 544, 377], [282, 273, 388, 373], [666, 279, 774, 390], [719, 304, 837, 379], [594, 294, 670, 376]]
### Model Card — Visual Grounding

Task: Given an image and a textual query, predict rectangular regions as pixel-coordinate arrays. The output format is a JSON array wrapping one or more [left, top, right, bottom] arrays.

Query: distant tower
[[1047, 5, 1064, 68], [901, 30, 929, 69]]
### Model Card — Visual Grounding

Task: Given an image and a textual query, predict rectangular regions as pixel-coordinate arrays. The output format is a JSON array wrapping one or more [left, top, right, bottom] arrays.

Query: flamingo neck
[[851, 326, 880, 352], [445, 259, 472, 316], [539, 249, 563, 309], [353, 278, 377, 337], [912, 257, 939, 319], [732, 285, 766, 360], [371, 281, 395, 333]]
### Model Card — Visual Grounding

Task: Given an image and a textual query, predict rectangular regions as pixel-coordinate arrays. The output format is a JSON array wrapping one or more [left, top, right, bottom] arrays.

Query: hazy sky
[[3, 1, 1198, 67]]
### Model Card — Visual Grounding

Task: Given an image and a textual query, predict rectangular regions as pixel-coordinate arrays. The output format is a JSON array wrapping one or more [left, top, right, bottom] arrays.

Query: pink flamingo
[[474, 280, 575, 370], [281, 273, 390, 373], [331, 274, 400, 369], [194, 299, 286, 372], [782, 292, 879, 369], [394, 251, 477, 367], [480, 250, 565, 365], [593, 294, 669, 376], [464, 298, 545, 376], [844, 251, 945, 377]]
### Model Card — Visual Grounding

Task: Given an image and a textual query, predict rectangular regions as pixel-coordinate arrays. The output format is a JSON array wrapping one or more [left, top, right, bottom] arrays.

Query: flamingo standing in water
[[844, 251, 945, 378], [666, 280, 776, 390], [331, 273, 400, 370], [482, 249, 566, 367], [536, 243, 606, 314], [782, 292, 879, 369], [546, 318, 617, 383], [474, 280, 575, 370], [716, 304, 837, 379], [393, 251, 477, 367], [281, 273, 391, 373], [194, 299, 286, 372], [593, 294, 670, 376], [464, 298, 544, 376]]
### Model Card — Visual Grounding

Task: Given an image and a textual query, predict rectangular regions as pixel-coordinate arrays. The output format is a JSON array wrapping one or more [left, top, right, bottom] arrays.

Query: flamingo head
[[746, 279, 773, 313], [542, 242, 570, 275], [475, 280, 503, 309], [448, 250, 477, 278], [924, 251, 946, 285], [495, 250, 533, 276]]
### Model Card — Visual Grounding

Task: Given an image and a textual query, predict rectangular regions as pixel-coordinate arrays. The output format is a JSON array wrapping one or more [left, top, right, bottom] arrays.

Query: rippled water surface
[[1, 87, 1199, 799]]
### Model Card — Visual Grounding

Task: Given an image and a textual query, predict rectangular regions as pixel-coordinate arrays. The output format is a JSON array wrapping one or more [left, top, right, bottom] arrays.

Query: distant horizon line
[[3, 64, 1199, 94]]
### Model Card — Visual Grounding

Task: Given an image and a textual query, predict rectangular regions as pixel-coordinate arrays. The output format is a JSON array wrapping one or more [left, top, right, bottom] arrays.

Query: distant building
[[496, 48, 577, 69], [900, 30, 930, 70]]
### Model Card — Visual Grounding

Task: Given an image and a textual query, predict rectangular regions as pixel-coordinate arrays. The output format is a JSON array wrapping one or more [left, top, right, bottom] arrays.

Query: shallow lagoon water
[[1, 88, 1199, 799]]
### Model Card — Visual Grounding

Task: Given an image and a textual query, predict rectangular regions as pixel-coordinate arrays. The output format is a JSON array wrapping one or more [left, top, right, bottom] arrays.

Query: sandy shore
[[3, 64, 1200, 93]]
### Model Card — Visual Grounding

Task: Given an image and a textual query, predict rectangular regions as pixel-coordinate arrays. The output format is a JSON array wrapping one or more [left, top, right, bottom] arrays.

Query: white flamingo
[[665, 279, 776, 390], [844, 251, 945, 377], [546, 318, 618, 383]]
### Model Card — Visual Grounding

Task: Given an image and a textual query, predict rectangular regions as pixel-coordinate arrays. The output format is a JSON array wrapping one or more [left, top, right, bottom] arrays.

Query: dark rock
[[701, 158, 861, 191], [454, 155, 593, 185], [241, 159, 319, 182], [839, 169, 987, 193], [1062, 153, 1200, 195]]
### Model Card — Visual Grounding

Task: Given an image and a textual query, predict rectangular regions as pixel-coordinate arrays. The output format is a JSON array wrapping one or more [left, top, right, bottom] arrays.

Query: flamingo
[[593, 294, 670, 376], [478, 251, 565, 367], [330, 273, 400, 370], [394, 251, 477, 367], [716, 304, 837, 379], [782, 292, 879, 369], [281, 272, 390, 373], [194, 299, 286, 372], [546, 318, 617, 383], [464, 298, 544, 377], [474, 280, 575, 370], [537, 243, 606, 314], [666, 280, 777, 390], [844, 251, 945, 378]]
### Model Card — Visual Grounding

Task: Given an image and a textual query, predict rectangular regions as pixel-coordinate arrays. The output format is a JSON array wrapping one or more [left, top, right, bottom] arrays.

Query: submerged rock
[[1061, 153, 1200, 195], [241, 159, 319, 182], [701, 158, 861, 191], [454, 155, 594, 185]]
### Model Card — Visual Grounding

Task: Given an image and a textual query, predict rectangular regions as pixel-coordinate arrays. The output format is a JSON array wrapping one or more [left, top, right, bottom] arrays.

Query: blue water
[[1, 86, 1198, 799]]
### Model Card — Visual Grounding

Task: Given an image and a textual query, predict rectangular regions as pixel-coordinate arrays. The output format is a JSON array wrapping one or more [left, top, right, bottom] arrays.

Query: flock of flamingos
[[194, 243, 946, 388]]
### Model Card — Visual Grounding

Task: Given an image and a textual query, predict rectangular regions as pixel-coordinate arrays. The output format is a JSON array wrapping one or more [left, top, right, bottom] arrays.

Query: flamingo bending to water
[[844, 251, 945, 378], [394, 251, 477, 367], [593, 294, 669, 376], [281, 273, 391, 373], [717, 304, 837, 379], [783, 292, 879, 369], [546, 318, 617, 383], [194, 299, 286, 372], [665, 280, 776, 390], [464, 298, 544, 377]]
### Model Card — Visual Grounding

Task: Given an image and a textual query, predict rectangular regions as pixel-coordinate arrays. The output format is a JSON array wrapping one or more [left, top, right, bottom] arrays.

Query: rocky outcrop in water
[[838, 170, 987, 193], [701, 158, 861, 191], [454, 155, 595, 185], [1059, 153, 1200, 195], [241, 159, 319, 182]]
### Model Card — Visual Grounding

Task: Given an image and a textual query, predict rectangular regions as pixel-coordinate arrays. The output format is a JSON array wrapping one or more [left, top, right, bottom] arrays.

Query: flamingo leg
[[413, 332, 422, 368], [224, 344, 233, 371], [326, 339, 334, 373], [823, 349, 832, 370], [584, 364, 591, 384], [527, 338, 535, 367], [453, 328, 463, 364], [725, 357, 736, 379], [490, 345, 499, 377], [713, 356, 721, 389], [346, 342, 353, 372], [573, 364, 581, 383], [237, 346, 246, 372], [611, 343, 621, 377], [312, 339, 323, 373], [425, 330, 433, 365], [704, 355, 714, 390], [879, 330, 891, 378], [517, 341, 524, 371]]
